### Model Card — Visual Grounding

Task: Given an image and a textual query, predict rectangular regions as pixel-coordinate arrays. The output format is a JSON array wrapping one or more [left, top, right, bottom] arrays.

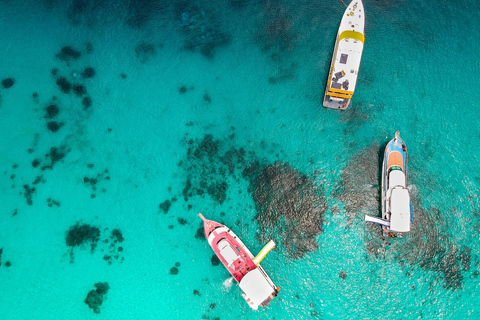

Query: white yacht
[[323, 0, 365, 110]]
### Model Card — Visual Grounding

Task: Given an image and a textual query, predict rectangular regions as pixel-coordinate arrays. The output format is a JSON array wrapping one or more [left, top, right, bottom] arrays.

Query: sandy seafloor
[[0, 0, 480, 319]]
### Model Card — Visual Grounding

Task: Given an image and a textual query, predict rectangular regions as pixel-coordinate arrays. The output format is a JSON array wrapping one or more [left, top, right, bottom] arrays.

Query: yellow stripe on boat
[[253, 240, 276, 265], [339, 30, 365, 44], [326, 91, 352, 99], [329, 88, 354, 95]]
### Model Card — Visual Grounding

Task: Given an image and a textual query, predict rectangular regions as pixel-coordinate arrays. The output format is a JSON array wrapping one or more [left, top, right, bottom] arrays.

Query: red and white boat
[[199, 213, 279, 310]]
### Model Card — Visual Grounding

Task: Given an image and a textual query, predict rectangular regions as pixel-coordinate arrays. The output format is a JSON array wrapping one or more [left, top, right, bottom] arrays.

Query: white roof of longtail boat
[[328, 1, 365, 95], [239, 268, 276, 310], [389, 188, 411, 232]]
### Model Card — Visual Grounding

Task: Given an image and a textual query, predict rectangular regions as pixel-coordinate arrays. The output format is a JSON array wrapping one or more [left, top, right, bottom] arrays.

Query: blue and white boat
[[365, 131, 413, 237]]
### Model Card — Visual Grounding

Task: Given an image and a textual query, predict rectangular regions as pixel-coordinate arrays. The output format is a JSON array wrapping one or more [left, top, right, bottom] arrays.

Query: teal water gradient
[[0, 0, 479, 319]]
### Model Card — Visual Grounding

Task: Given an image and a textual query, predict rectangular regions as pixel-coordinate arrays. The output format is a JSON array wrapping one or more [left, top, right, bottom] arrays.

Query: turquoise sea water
[[1, 0, 479, 319]]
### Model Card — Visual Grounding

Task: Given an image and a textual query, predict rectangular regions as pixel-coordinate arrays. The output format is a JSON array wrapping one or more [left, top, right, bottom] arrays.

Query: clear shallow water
[[0, 0, 479, 319]]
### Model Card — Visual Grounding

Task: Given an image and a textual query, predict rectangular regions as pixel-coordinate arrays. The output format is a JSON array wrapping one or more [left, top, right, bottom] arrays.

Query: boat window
[[340, 54, 348, 64], [388, 165, 402, 173]]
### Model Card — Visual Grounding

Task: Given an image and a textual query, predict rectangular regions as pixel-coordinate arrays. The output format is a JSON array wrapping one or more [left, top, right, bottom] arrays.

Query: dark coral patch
[[195, 226, 205, 240], [56, 46, 81, 61], [81, 67, 95, 78], [46, 104, 59, 118], [65, 222, 101, 252], [211, 254, 220, 266], [170, 267, 179, 275], [73, 84, 87, 96], [179, 86, 187, 94], [82, 96, 92, 110], [339, 271, 347, 280], [1, 78, 15, 89], [159, 199, 172, 214], [245, 162, 326, 259], [177, 218, 188, 225], [110, 229, 124, 243], [56, 77, 72, 94], [32, 159, 40, 168], [203, 93, 211, 103], [47, 121, 64, 132], [23, 184, 36, 205], [84, 282, 110, 314], [41, 145, 69, 170], [135, 42, 156, 63]]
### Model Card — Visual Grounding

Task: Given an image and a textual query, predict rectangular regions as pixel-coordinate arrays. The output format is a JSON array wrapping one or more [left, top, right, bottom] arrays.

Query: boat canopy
[[218, 240, 240, 266], [389, 188, 411, 232], [239, 268, 276, 310], [388, 170, 406, 189]]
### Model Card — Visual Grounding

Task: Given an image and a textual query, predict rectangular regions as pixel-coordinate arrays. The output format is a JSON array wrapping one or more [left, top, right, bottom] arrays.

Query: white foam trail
[[222, 277, 234, 291]]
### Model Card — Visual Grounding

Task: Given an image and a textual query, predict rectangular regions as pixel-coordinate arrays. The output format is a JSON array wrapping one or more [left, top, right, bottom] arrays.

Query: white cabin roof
[[239, 268, 275, 310], [218, 240, 239, 266], [390, 188, 411, 232], [388, 170, 406, 189]]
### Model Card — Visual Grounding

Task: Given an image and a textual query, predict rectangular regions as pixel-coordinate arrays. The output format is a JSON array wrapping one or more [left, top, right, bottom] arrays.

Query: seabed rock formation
[[244, 162, 326, 259], [84, 282, 110, 314], [179, 133, 326, 259]]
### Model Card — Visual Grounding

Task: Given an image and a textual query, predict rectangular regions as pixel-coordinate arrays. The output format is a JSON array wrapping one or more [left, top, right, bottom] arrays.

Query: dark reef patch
[[83, 168, 109, 197], [81, 67, 95, 78], [66, 222, 101, 252], [0, 247, 2, 266], [195, 225, 205, 240], [244, 162, 326, 259], [110, 229, 124, 243], [56, 77, 72, 94], [211, 254, 220, 266], [159, 199, 172, 214], [135, 42, 157, 63], [175, 132, 324, 259], [23, 184, 36, 205], [1, 78, 15, 89], [82, 96, 92, 110], [339, 271, 347, 280], [256, 3, 296, 53], [45, 103, 59, 118], [332, 143, 380, 225], [203, 92, 211, 103], [179, 133, 241, 205], [40, 145, 70, 170], [125, 0, 167, 28], [175, 3, 230, 58], [84, 282, 110, 314], [170, 267, 179, 275], [47, 121, 64, 132], [47, 197, 61, 207], [56, 46, 81, 61], [73, 84, 87, 96]]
